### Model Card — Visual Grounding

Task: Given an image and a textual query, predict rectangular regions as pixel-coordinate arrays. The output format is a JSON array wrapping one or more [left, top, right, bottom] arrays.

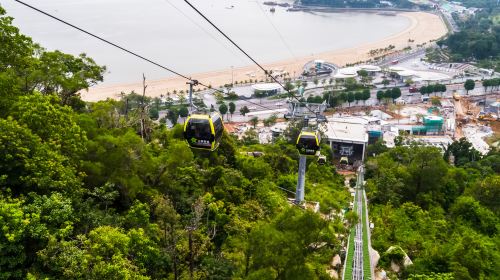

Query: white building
[[324, 119, 369, 162], [334, 64, 382, 79], [251, 83, 282, 96]]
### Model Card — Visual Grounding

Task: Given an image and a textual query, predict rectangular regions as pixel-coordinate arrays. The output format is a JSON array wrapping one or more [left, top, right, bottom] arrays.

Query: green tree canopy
[[464, 79, 475, 94], [240, 105, 250, 116], [229, 102, 236, 118], [347, 92, 355, 106], [219, 103, 228, 118]]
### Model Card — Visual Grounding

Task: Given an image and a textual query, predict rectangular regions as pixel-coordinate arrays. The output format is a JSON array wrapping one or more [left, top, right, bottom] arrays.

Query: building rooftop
[[424, 115, 443, 121], [359, 65, 382, 72], [324, 120, 369, 144], [387, 66, 451, 81], [251, 83, 281, 91], [333, 72, 357, 79], [333, 64, 382, 78]]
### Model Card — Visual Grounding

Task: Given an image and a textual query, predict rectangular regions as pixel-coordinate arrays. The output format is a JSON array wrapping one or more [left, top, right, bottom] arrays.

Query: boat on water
[[270, 7, 276, 12], [225, 5, 234, 9], [263, 1, 277, 6], [378, 11, 396, 16]]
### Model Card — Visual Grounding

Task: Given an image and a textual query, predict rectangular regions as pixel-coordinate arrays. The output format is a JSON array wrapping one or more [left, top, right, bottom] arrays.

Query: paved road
[[377, 48, 427, 68]]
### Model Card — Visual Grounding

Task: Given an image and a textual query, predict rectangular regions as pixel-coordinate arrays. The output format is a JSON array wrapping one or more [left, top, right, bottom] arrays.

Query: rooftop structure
[[333, 64, 382, 79], [386, 66, 451, 82], [285, 101, 327, 120], [358, 65, 382, 72], [251, 83, 281, 92], [324, 119, 369, 162], [411, 136, 454, 151], [333, 72, 357, 79], [325, 122, 368, 144], [303, 59, 335, 77]]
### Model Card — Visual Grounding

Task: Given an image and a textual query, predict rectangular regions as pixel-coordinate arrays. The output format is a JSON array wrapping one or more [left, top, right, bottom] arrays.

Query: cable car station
[[324, 119, 369, 165]]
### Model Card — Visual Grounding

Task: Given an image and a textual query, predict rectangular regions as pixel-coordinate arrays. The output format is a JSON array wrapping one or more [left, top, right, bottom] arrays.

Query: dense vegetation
[[365, 142, 500, 279], [0, 6, 351, 279], [454, 0, 496, 8], [299, 0, 418, 9], [439, 6, 500, 70]]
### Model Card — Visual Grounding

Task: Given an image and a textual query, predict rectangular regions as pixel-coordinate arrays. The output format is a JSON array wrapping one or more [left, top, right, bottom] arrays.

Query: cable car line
[[180, 0, 326, 200], [182, 0, 272, 80], [13, 0, 274, 112], [182, 0, 317, 115], [253, 0, 297, 61], [162, 0, 247, 64]]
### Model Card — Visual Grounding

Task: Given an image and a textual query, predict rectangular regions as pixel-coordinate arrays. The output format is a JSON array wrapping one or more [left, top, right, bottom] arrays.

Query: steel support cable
[[14, 0, 274, 111], [253, 0, 297, 61], [162, 0, 246, 64], [182, 0, 271, 78], [182, 0, 317, 115]]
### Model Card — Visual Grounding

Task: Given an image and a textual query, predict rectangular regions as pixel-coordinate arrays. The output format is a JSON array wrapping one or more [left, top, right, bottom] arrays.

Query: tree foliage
[[240, 105, 250, 116], [464, 79, 475, 94], [4, 5, 498, 280], [440, 7, 500, 68], [0, 7, 352, 278], [366, 144, 500, 279]]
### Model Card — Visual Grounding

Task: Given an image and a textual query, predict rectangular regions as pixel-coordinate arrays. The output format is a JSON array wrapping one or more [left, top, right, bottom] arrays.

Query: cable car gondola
[[184, 112, 224, 151], [296, 131, 321, 156]]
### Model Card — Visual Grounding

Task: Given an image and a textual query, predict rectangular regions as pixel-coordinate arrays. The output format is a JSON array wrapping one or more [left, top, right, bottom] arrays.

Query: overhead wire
[[13, 0, 274, 111], [161, 0, 246, 65], [182, 0, 271, 78], [182, 0, 317, 115], [253, 0, 297, 61]]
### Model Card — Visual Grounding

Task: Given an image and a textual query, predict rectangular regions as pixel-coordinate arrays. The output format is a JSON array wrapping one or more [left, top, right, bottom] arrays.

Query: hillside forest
[[439, 4, 500, 71], [366, 142, 500, 279], [1, 4, 499, 280], [0, 5, 350, 279]]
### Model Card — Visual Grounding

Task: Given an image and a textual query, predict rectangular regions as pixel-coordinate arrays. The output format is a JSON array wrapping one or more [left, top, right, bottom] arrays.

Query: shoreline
[[82, 11, 447, 102]]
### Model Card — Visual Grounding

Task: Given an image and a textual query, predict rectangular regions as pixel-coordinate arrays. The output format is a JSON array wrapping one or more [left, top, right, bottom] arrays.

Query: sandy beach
[[82, 11, 447, 102]]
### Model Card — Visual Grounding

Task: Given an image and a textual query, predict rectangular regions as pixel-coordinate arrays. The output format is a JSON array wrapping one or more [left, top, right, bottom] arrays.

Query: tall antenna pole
[[295, 155, 306, 204], [296, 115, 310, 205], [187, 80, 198, 113]]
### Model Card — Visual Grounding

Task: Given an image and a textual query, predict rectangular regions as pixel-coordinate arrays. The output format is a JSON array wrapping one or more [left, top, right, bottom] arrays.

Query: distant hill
[[453, 0, 498, 8], [299, 0, 417, 9]]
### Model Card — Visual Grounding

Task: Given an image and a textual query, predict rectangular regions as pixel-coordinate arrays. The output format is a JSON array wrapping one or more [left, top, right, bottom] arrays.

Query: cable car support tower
[[294, 115, 326, 205]]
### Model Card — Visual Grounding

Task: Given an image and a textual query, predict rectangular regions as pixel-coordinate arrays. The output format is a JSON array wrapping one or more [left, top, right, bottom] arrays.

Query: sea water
[[2, 0, 410, 84]]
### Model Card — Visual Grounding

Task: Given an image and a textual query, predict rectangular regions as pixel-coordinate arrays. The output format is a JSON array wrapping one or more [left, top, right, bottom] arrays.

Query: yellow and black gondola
[[183, 112, 224, 151], [296, 131, 321, 156]]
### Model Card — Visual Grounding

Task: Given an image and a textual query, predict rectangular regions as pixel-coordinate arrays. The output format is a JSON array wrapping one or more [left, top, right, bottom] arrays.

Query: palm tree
[[249, 116, 259, 128]]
